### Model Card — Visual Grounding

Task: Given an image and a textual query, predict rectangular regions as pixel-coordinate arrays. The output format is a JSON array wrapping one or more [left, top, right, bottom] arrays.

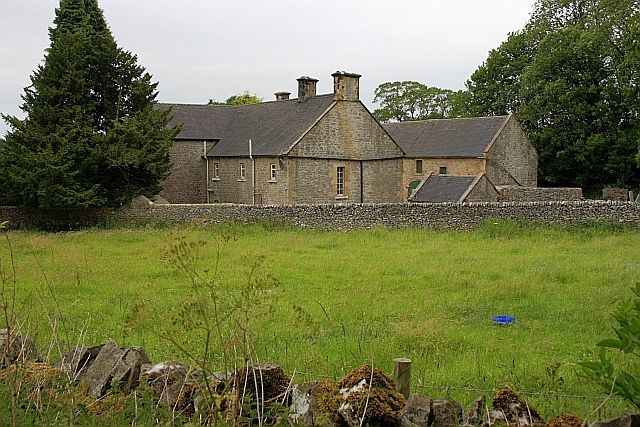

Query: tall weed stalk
[[1, 221, 19, 427], [152, 232, 281, 423]]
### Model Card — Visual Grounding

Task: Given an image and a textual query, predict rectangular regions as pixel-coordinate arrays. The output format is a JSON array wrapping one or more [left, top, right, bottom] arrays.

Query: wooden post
[[393, 358, 412, 399]]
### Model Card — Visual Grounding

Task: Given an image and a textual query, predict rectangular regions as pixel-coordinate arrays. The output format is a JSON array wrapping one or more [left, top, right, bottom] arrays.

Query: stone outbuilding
[[411, 174, 499, 203], [160, 72, 405, 204], [383, 115, 538, 201]]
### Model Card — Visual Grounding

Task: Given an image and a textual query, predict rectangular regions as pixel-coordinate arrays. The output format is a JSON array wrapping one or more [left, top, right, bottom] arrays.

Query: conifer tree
[[0, 0, 177, 207]]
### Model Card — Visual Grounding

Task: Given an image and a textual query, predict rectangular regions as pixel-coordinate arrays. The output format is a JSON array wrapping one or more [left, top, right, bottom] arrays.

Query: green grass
[[1, 220, 639, 417]]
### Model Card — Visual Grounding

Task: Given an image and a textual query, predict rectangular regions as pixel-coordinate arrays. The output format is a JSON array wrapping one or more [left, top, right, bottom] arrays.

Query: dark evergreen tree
[[0, 0, 177, 207]]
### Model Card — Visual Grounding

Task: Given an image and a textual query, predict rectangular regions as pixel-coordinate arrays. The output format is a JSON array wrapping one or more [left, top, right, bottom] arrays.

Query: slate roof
[[383, 115, 510, 158], [411, 175, 477, 203], [159, 94, 336, 157], [158, 103, 233, 141]]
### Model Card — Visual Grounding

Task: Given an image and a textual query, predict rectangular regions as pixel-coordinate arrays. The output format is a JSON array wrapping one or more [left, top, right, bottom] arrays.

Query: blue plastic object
[[493, 315, 516, 326]]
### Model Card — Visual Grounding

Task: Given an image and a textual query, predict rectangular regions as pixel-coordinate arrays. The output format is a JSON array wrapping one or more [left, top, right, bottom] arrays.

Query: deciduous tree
[[372, 81, 461, 123], [208, 91, 263, 106], [464, 0, 640, 191]]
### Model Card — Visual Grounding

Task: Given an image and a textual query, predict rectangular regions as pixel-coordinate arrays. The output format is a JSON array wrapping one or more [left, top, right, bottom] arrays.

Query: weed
[[580, 282, 640, 410]]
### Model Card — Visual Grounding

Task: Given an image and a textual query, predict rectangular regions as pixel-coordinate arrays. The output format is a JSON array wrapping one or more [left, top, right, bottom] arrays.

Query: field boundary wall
[[1, 197, 640, 230]]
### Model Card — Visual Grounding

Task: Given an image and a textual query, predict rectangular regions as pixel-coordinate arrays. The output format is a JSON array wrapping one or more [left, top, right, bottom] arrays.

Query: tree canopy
[[0, 0, 177, 208], [464, 0, 640, 191], [208, 91, 263, 106], [371, 81, 465, 123]]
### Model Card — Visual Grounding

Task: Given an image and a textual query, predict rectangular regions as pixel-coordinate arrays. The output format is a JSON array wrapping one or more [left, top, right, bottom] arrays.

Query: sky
[[0, 0, 536, 137]]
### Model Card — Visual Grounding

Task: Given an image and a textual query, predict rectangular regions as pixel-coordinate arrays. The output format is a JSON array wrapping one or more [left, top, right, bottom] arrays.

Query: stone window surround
[[211, 162, 220, 181], [269, 163, 277, 182], [336, 166, 347, 199], [239, 163, 246, 181], [416, 159, 423, 174]]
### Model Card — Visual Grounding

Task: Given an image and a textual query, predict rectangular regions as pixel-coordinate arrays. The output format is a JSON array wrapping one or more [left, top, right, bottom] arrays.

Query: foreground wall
[[1, 199, 639, 231]]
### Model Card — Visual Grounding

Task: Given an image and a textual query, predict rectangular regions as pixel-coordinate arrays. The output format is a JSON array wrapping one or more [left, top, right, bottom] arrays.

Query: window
[[439, 166, 448, 175], [212, 162, 219, 180], [336, 166, 345, 197], [415, 159, 423, 174], [269, 163, 277, 181], [239, 163, 246, 180]]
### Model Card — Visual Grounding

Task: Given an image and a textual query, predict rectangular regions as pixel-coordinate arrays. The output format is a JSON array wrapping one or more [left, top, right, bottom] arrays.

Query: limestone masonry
[[158, 71, 576, 206], [1, 199, 638, 231]]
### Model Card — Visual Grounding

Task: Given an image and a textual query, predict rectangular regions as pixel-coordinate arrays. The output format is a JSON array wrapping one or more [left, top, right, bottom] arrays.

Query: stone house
[[159, 72, 548, 205], [160, 72, 405, 204], [383, 115, 538, 202]]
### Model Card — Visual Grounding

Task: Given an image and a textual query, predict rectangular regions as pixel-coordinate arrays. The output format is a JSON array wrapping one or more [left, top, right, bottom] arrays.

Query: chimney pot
[[275, 91, 291, 101], [332, 71, 361, 101], [297, 76, 319, 102]]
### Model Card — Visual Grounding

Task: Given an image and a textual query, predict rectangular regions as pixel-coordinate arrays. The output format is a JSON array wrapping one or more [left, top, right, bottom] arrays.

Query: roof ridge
[[162, 93, 336, 109], [382, 115, 510, 125]]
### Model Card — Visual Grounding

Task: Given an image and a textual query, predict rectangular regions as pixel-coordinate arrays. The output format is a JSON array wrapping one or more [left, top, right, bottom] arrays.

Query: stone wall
[[602, 187, 631, 201], [464, 175, 499, 202], [287, 100, 404, 204], [208, 157, 289, 205], [3, 199, 638, 231], [161, 140, 208, 203], [362, 159, 404, 203], [402, 158, 486, 201], [486, 116, 538, 187], [497, 186, 583, 202], [289, 101, 403, 161]]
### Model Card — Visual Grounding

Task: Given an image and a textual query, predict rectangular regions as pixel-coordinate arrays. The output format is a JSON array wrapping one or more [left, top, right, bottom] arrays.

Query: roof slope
[[159, 103, 234, 141], [412, 175, 476, 203], [159, 95, 336, 157], [383, 115, 509, 158]]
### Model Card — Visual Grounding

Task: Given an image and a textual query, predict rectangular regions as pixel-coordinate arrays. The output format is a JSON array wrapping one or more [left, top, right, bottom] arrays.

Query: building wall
[[284, 158, 404, 204], [287, 158, 361, 204], [207, 157, 289, 205], [286, 100, 403, 204], [207, 157, 251, 204], [161, 140, 208, 203], [402, 158, 486, 201], [289, 101, 403, 161], [486, 116, 538, 187], [362, 159, 404, 203], [464, 175, 499, 202]]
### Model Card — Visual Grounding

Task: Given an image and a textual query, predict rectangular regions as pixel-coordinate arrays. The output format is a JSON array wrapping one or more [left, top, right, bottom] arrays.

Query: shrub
[[580, 282, 640, 409]]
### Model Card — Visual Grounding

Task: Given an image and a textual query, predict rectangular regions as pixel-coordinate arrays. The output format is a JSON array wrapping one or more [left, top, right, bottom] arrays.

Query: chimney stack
[[297, 76, 318, 102], [332, 71, 361, 101], [275, 91, 291, 101]]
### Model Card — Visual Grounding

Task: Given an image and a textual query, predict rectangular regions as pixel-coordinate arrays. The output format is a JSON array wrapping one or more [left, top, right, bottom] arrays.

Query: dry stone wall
[[497, 186, 583, 202], [2, 199, 639, 230]]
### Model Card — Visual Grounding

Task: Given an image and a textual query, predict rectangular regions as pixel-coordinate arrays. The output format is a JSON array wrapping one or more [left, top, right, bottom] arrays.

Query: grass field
[[1, 220, 639, 417]]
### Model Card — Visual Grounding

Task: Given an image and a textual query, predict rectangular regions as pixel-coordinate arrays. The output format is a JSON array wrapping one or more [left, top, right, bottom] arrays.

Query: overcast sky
[[0, 0, 535, 137]]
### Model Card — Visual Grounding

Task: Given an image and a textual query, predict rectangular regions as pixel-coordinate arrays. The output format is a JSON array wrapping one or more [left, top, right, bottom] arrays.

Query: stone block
[[400, 394, 433, 427], [0, 329, 43, 366], [76, 340, 150, 397]]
